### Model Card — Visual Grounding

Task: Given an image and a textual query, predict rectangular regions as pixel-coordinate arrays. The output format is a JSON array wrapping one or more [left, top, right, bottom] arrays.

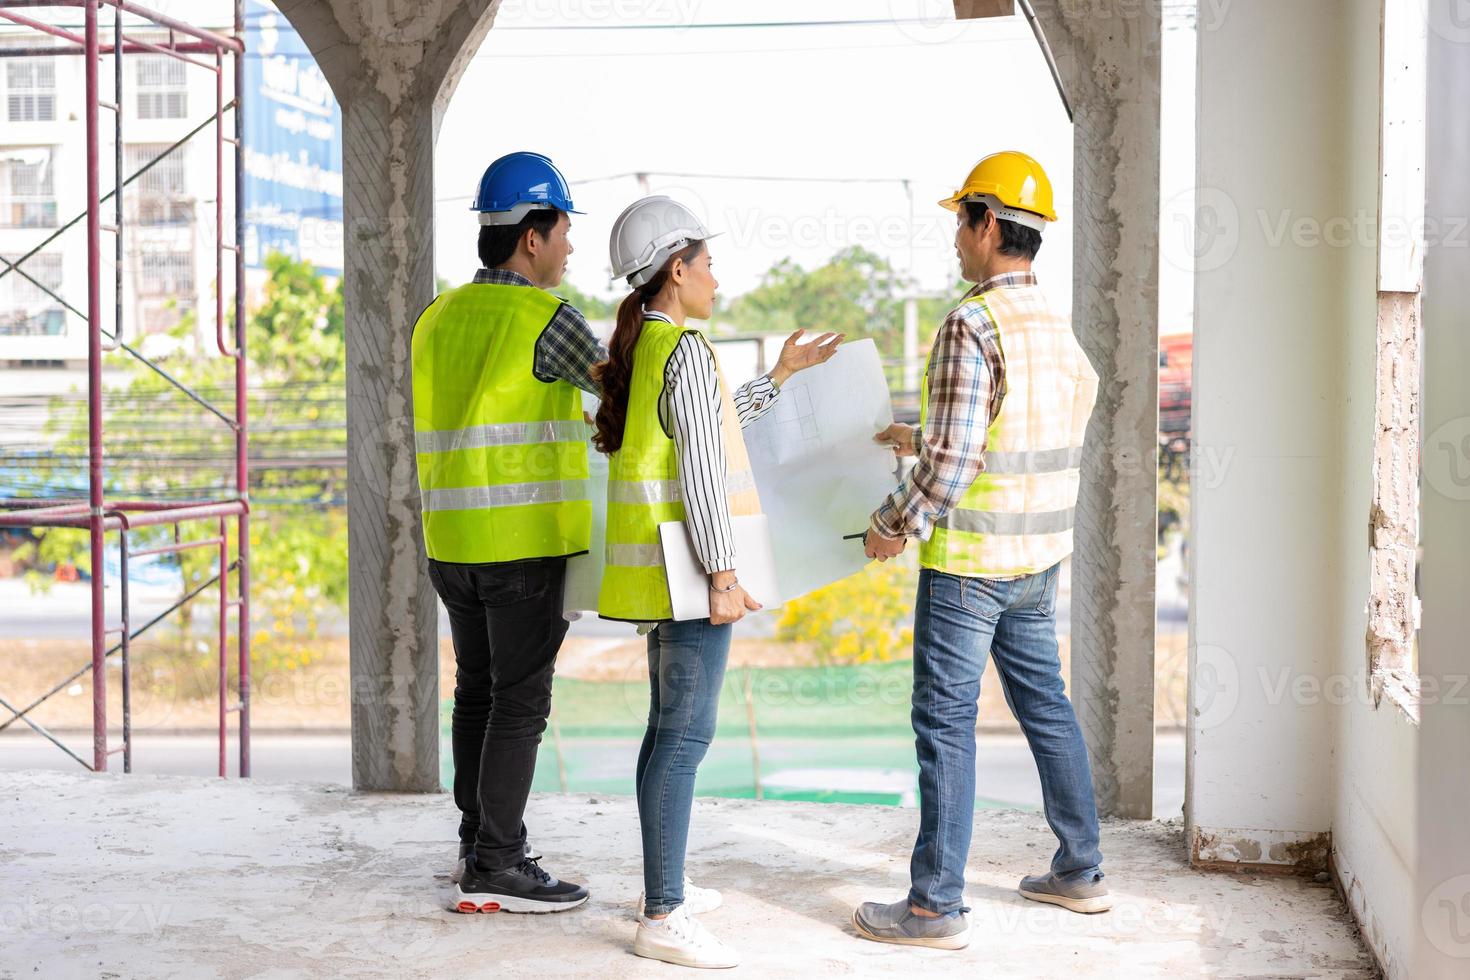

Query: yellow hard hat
[[939, 151, 1057, 227]]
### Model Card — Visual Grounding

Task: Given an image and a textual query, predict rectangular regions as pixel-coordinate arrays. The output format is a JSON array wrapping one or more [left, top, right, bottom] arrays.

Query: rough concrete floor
[[0, 770, 1374, 979]]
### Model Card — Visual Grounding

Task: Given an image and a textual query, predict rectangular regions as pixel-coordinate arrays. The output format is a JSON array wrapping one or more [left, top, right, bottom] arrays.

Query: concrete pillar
[[1415, 6, 1470, 976], [956, 1, 1161, 819], [274, 0, 500, 791], [1187, 0, 1382, 878]]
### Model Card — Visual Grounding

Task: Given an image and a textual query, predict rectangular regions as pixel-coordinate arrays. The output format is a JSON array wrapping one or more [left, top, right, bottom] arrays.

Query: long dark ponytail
[[591, 240, 705, 454]]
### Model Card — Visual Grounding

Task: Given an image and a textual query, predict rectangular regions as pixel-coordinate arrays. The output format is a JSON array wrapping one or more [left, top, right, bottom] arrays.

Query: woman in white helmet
[[591, 195, 841, 968]]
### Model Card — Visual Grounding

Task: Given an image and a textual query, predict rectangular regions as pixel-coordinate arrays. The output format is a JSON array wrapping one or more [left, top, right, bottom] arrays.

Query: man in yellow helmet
[[852, 152, 1106, 950]]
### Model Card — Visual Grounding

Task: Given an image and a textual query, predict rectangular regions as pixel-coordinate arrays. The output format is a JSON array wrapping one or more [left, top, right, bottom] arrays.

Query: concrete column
[[1415, 6, 1470, 976], [956, 1, 1161, 819], [274, 0, 499, 791]]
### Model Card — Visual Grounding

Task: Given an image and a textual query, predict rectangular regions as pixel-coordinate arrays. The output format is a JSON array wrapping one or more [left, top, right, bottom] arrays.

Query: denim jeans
[[428, 556, 570, 872], [908, 563, 1103, 914], [635, 617, 732, 916]]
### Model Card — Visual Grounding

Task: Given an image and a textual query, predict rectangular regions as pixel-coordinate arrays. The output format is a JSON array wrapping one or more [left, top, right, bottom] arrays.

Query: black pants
[[428, 556, 570, 871]]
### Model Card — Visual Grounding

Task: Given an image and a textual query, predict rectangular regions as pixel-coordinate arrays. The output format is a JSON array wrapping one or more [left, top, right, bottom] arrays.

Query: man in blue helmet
[[411, 151, 605, 913]]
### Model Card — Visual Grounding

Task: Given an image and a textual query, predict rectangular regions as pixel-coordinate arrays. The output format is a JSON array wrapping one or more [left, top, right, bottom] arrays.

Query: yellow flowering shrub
[[776, 555, 918, 664]]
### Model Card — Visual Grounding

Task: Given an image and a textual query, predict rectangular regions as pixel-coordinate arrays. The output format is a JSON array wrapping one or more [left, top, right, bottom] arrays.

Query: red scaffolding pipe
[[0, 0, 245, 51], [84, 0, 107, 773], [0, 7, 227, 67], [0, 0, 252, 778]]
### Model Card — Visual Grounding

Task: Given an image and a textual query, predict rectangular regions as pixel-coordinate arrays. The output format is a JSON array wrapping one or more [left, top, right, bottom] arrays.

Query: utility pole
[[902, 180, 920, 395]]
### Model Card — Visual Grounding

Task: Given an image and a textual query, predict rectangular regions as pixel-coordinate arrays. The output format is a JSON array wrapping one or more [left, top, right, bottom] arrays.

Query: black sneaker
[[450, 840, 542, 884], [452, 854, 588, 914]]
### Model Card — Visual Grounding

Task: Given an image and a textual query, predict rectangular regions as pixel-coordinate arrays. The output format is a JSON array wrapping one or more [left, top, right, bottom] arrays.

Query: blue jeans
[[909, 563, 1103, 915], [635, 618, 731, 916]]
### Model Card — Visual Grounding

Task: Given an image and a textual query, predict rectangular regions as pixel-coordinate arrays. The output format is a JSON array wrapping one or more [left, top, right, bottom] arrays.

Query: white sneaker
[[635, 877, 723, 917], [633, 905, 739, 969]]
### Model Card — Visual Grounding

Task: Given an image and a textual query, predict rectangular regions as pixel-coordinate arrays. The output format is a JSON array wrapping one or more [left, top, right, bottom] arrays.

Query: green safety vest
[[918, 283, 1098, 578], [597, 319, 761, 622], [411, 282, 591, 564]]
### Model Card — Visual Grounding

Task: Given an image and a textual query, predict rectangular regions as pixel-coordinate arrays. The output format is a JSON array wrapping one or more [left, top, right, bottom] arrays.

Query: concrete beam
[[953, 0, 1017, 18], [273, 0, 501, 792], [1024, 1, 1161, 820]]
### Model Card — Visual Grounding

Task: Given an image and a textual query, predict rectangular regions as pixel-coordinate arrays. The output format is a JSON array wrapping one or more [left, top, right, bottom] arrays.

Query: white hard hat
[[609, 195, 720, 288]]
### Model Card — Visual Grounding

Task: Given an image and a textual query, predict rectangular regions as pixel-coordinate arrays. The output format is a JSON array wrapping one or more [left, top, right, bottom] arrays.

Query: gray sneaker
[[851, 899, 971, 949], [1018, 871, 1112, 914]]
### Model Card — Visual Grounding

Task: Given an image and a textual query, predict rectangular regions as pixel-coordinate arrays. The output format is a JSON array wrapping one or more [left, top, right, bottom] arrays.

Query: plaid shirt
[[471, 267, 607, 395], [870, 271, 1034, 541]]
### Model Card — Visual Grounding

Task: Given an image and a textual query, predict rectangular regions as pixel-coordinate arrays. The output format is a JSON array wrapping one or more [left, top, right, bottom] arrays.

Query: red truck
[[1159, 333, 1192, 473]]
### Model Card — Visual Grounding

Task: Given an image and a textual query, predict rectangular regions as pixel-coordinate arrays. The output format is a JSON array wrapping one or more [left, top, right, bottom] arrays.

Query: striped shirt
[[870, 271, 1027, 543], [471, 267, 607, 395], [646, 311, 781, 574]]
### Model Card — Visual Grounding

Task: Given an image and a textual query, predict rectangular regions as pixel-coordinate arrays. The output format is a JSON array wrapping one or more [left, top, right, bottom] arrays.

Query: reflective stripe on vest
[[411, 282, 592, 564], [938, 506, 1076, 536], [980, 446, 1084, 475], [606, 469, 757, 504], [597, 320, 763, 621], [422, 478, 590, 513], [415, 419, 589, 455], [918, 284, 1097, 578]]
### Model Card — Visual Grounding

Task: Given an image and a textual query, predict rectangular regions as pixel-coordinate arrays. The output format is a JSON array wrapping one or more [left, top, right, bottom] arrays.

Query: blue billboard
[[242, 0, 343, 276]]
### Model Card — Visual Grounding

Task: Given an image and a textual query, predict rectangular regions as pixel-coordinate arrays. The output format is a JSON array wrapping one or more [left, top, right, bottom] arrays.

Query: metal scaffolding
[[0, 0, 251, 776]]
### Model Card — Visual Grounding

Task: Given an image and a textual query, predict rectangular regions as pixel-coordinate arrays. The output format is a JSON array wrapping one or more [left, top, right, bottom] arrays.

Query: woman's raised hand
[[770, 329, 844, 386]]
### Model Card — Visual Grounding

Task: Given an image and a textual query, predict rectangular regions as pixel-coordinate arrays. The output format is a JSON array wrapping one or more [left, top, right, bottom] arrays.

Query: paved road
[[1, 544, 1188, 642]]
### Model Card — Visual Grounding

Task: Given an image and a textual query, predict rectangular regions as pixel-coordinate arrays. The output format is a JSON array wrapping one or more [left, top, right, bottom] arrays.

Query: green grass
[[437, 661, 1037, 811]]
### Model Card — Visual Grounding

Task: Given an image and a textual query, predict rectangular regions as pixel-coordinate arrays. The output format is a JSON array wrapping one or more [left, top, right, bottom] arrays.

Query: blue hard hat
[[471, 151, 582, 225]]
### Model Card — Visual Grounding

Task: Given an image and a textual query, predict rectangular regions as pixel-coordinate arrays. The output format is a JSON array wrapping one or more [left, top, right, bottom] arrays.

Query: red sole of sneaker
[[456, 902, 502, 913]]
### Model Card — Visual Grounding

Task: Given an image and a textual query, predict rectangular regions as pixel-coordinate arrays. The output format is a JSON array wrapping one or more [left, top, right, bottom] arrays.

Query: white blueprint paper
[[742, 338, 897, 601], [563, 339, 899, 616]]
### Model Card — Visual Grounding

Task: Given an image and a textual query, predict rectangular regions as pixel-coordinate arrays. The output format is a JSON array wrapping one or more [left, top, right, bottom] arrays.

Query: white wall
[[1190, 0, 1356, 851], [1414, 4, 1470, 977], [1190, 2, 1419, 976]]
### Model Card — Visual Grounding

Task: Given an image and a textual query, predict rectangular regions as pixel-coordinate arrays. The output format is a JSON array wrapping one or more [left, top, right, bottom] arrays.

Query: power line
[[438, 170, 941, 204]]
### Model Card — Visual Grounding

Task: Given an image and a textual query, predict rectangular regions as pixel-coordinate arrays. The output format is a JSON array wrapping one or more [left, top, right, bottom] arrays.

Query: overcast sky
[[433, 0, 1198, 331], [12, 0, 1198, 331]]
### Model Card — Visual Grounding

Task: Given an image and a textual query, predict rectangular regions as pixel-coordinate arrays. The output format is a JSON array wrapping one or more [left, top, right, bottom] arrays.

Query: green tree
[[15, 253, 349, 678], [552, 279, 618, 320], [726, 246, 911, 357]]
